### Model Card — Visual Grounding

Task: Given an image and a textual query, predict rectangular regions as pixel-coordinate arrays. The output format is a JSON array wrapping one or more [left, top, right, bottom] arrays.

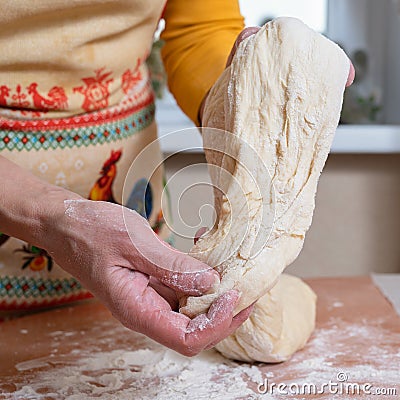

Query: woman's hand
[[43, 199, 252, 356], [0, 150, 252, 356]]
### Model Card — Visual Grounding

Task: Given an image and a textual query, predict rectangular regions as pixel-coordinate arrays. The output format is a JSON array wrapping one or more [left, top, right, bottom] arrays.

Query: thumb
[[154, 242, 220, 296], [226, 26, 260, 67], [126, 211, 220, 296]]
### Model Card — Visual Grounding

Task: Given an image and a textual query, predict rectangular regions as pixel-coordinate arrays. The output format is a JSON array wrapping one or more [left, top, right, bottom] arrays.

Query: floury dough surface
[[180, 17, 350, 317], [215, 274, 317, 363]]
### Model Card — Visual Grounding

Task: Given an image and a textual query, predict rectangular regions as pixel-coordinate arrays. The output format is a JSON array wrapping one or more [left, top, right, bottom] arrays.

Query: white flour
[[287, 320, 400, 382], [4, 318, 400, 400], [10, 346, 265, 400]]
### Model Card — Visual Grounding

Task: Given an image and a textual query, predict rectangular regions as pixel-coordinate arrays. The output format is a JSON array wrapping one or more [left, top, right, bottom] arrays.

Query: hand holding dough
[[178, 18, 350, 363], [180, 18, 349, 318]]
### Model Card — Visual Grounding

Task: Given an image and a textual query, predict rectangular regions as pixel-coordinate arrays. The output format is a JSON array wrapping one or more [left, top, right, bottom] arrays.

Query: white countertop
[[372, 274, 400, 317], [155, 94, 400, 155]]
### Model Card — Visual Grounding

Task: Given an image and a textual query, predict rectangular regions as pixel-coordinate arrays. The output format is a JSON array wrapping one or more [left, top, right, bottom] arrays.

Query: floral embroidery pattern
[[0, 60, 145, 117], [15, 244, 53, 272], [122, 60, 142, 95], [73, 68, 114, 112], [0, 83, 68, 116], [0, 85, 10, 105], [27, 84, 68, 110]]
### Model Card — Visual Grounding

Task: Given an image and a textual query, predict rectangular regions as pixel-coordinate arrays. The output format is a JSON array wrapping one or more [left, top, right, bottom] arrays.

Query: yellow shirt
[[161, 0, 244, 123]]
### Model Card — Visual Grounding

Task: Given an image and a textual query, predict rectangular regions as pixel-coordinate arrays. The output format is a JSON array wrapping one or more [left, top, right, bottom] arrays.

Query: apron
[[0, 65, 171, 317]]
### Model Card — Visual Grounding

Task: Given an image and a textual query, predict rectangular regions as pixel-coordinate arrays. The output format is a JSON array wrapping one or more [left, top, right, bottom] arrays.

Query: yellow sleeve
[[161, 0, 244, 125]]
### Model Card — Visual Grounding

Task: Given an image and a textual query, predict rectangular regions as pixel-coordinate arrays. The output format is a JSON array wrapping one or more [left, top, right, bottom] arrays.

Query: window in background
[[238, 0, 328, 32], [328, 0, 395, 124]]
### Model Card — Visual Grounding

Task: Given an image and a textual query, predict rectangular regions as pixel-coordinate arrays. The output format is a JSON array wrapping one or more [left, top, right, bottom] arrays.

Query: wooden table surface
[[0, 276, 399, 399]]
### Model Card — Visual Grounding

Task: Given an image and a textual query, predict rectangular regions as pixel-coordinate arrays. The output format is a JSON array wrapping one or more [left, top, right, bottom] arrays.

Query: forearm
[[0, 155, 81, 248], [161, 0, 244, 124]]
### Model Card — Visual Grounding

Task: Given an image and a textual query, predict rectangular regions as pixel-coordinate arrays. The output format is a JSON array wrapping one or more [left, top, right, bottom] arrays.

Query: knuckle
[[169, 252, 187, 273], [181, 334, 204, 357]]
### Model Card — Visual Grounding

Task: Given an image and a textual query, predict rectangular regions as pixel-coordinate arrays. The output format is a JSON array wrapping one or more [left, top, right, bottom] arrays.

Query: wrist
[[0, 155, 82, 249], [32, 186, 82, 251]]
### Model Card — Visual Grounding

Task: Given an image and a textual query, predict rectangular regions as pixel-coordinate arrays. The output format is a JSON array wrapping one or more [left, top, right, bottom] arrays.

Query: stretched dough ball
[[180, 17, 349, 317], [215, 274, 316, 363]]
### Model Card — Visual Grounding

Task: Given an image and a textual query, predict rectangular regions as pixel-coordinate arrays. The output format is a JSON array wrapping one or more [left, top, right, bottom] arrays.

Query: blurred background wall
[[164, 153, 400, 277], [158, 0, 400, 277]]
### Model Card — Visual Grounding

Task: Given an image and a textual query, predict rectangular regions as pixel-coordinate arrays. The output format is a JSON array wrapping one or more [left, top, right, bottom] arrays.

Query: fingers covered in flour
[[121, 208, 221, 296], [120, 289, 249, 357], [183, 290, 250, 356]]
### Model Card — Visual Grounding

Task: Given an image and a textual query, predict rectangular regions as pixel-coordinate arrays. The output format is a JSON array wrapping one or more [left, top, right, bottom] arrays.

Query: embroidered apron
[[0, 65, 171, 316]]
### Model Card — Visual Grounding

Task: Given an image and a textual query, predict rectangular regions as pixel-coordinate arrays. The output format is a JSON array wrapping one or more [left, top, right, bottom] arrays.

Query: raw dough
[[215, 274, 317, 363], [180, 17, 349, 317]]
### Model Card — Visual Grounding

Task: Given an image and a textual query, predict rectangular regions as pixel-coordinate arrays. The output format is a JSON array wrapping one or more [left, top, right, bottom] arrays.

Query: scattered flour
[[9, 345, 267, 399], [272, 320, 400, 399], [3, 319, 399, 399]]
